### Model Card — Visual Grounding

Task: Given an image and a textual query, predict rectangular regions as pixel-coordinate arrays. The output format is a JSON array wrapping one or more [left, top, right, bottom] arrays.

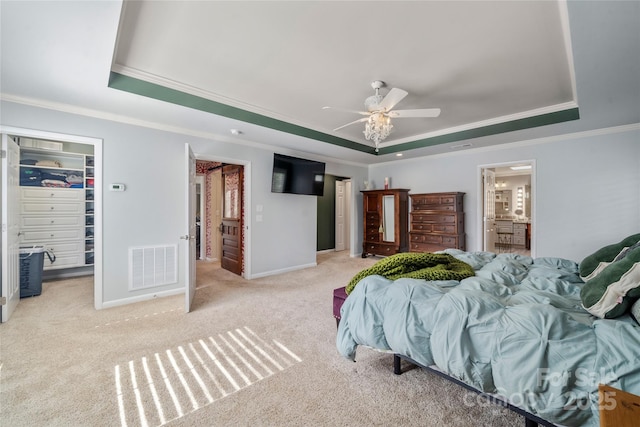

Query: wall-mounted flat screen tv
[[271, 153, 326, 196]]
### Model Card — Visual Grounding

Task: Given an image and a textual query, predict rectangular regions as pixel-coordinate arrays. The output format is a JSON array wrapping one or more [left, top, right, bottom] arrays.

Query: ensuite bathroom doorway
[[480, 161, 535, 257]]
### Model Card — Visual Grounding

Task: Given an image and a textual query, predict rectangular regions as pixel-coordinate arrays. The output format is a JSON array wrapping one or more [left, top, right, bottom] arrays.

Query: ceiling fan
[[323, 80, 441, 151]]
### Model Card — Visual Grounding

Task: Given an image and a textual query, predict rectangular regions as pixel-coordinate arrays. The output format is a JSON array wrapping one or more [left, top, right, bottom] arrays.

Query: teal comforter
[[336, 250, 640, 426]]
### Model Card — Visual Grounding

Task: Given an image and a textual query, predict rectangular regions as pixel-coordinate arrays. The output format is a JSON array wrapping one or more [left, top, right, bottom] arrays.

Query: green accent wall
[[108, 72, 375, 154], [378, 108, 581, 155], [317, 175, 337, 251], [109, 71, 579, 156]]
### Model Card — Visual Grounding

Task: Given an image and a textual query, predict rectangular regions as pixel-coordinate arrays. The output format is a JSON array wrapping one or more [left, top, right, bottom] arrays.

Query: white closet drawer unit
[[20, 227, 85, 243], [46, 240, 85, 256], [21, 215, 85, 228], [21, 187, 84, 201], [44, 252, 85, 270], [21, 202, 84, 215]]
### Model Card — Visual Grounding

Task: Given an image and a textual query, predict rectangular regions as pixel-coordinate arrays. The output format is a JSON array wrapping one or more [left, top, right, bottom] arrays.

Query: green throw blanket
[[346, 252, 475, 294]]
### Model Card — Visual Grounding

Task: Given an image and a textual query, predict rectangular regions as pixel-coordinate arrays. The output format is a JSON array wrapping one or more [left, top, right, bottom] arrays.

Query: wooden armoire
[[361, 189, 410, 257]]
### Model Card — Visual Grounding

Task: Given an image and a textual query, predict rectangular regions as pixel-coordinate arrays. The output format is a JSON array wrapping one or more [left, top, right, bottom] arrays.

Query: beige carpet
[[0, 251, 523, 426]]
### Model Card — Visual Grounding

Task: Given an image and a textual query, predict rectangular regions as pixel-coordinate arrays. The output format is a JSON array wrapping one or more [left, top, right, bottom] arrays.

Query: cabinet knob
[[50, 206, 54, 210], [50, 193, 54, 197]]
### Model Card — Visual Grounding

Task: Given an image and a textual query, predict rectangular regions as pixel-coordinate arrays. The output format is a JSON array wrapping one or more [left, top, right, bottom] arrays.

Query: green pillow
[[580, 246, 640, 318], [579, 233, 640, 280]]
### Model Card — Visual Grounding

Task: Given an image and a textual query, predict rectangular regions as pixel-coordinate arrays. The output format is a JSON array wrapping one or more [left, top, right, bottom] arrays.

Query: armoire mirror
[[382, 195, 395, 242]]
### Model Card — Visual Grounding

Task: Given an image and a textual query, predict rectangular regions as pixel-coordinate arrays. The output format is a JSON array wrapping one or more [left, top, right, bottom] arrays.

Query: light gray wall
[[369, 127, 640, 262], [1, 101, 368, 304]]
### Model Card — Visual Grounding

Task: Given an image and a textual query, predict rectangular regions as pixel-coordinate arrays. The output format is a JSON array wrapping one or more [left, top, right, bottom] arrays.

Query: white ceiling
[[1, 1, 638, 165]]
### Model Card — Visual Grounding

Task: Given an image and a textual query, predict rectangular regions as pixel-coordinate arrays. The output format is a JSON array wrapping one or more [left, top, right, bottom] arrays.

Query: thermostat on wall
[[110, 183, 126, 192]]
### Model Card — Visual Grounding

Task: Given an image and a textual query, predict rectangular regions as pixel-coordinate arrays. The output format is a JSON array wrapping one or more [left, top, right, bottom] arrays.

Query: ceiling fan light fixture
[[364, 112, 393, 151]]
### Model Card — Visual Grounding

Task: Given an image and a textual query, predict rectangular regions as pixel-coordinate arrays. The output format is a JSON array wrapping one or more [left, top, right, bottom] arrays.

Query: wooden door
[[221, 165, 243, 275]]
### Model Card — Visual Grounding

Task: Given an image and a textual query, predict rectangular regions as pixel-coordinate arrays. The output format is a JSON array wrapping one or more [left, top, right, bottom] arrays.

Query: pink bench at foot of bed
[[333, 286, 348, 327]]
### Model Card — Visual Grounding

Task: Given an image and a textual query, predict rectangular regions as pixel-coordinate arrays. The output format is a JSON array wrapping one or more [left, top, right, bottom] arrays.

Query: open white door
[[1, 134, 21, 322], [483, 168, 496, 252], [184, 144, 196, 313]]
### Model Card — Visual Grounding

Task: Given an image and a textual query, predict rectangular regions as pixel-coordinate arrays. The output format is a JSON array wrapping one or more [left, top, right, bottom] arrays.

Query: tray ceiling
[[111, 0, 578, 157]]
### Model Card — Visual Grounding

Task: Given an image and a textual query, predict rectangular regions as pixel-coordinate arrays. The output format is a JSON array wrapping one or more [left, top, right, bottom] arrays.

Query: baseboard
[[250, 262, 317, 279], [316, 249, 335, 254], [100, 287, 184, 309]]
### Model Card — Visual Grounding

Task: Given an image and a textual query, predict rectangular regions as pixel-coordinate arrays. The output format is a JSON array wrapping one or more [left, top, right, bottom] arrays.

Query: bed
[[336, 237, 640, 427]]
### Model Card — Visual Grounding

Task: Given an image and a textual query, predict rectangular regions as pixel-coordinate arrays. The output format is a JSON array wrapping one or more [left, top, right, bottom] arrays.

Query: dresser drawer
[[20, 227, 85, 243], [409, 239, 466, 253], [411, 194, 463, 212], [411, 213, 463, 234], [411, 223, 459, 234], [412, 212, 461, 223], [365, 212, 380, 222], [512, 236, 526, 246], [21, 215, 85, 228], [410, 233, 464, 248], [364, 243, 397, 256], [46, 240, 85, 255], [21, 187, 84, 201], [21, 201, 84, 215], [364, 232, 381, 243], [44, 252, 85, 270]]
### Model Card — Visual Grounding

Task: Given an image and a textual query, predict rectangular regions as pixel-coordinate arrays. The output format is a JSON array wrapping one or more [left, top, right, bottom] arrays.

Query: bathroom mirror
[[382, 195, 395, 242]]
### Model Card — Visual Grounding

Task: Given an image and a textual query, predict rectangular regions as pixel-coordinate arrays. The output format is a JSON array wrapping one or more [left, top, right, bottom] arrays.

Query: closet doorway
[[0, 126, 102, 321], [479, 161, 535, 257]]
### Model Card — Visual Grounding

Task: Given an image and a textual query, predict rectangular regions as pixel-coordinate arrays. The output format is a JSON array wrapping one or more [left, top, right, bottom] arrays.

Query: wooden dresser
[[409, 192, 465, 253], [361, 189, 409, 258]]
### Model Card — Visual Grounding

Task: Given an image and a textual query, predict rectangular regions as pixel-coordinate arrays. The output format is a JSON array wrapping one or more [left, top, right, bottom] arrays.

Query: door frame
[[477, 160, 536, 256], [194, 153, 251, 279], [0, 126, 103, 309], [195, 175, 206, 260]]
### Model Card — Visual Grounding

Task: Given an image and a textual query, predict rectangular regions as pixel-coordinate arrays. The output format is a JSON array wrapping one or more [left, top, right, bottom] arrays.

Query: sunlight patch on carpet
[[113, 326, 302, 427], [95, 307, 181, 329]]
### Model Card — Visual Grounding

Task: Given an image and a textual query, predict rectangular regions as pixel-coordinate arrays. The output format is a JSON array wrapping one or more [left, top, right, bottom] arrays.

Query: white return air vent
[[129, 245, 177, 291]]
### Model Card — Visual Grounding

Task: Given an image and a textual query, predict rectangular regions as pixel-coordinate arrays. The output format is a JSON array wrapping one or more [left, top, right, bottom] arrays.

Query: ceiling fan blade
[[333, 117, 369, 132], [377, 88, 408, 112], [322, 106, 369, 116], [388, 108, 441, 118]]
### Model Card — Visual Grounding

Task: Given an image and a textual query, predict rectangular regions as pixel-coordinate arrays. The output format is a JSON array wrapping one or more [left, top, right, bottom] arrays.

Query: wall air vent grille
[[129, 245, 177, 290]]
